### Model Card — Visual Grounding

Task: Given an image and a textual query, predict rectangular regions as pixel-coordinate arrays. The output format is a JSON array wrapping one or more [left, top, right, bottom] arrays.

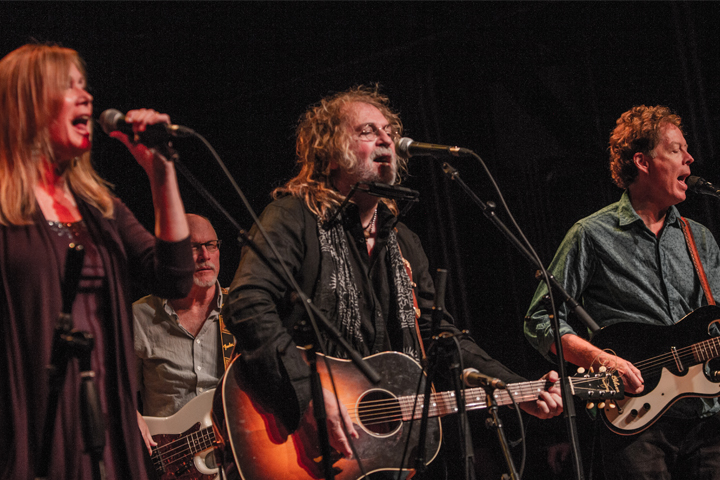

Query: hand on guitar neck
[[299, 388, 359, 459], [552, 333, 645, 394], [518, 370, 564, 419]]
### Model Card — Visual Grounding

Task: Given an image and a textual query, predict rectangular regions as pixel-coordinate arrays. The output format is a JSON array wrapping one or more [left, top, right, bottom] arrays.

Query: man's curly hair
[[273, 85, 405, 221], [608, 105, 683, 189]]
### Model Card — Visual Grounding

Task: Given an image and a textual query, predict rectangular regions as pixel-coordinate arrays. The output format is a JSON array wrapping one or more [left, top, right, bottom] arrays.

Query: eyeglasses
[[357, 123, 399, 142], [191, 240, 222, 253]]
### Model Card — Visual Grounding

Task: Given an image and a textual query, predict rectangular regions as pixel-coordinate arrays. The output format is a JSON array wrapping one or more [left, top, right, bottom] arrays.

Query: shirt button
[[197, 366, 202, 370], [196, 339, 200, 344], [199, 387, 204, 392]]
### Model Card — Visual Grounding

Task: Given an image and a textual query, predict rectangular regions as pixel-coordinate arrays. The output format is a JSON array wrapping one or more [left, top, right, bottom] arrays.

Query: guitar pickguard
[[603, 363, 720, 435]]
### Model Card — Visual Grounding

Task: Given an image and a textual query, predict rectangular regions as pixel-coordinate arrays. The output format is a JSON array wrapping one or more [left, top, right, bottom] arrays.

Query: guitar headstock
[[570, 368, 625, 402]]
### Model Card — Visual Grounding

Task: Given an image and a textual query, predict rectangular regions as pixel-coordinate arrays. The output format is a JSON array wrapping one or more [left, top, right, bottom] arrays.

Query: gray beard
[[353, 155, 397, 185], [193, 275, 217, 288]]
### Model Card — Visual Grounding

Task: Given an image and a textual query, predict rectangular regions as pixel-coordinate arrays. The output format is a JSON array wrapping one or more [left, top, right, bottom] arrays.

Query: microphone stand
[[439, 159, 599, 480], [36, 245, 107, 480], [483, 386, 519, 480], [449, 337, 475, 480], [413, 270, 476, 480], [414, 269, 446, 477]]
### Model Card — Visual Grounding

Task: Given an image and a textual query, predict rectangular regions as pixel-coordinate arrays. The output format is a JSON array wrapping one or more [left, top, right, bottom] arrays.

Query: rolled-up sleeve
[[525, 223, 594, 361]]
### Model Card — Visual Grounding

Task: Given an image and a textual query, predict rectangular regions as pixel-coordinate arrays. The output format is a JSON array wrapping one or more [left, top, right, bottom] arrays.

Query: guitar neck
[[692, 336, 720, 363], [398, 379, 549, 420]]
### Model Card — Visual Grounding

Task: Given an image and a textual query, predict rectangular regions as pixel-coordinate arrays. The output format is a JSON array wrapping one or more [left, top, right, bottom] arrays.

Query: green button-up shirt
[[525, 191, 720, 417]]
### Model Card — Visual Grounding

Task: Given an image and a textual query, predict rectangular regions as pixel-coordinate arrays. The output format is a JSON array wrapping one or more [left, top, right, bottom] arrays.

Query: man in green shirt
[[526, 105, 720, 479]]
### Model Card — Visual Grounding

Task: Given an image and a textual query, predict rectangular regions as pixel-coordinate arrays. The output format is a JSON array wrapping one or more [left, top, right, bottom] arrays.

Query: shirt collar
[[617, 190, 681, 229], [162, 280, 224, 319]]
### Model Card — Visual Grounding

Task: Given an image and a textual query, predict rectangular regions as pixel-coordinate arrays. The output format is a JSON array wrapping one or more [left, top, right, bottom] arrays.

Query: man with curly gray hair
[[221, 86, 563, 479], [526, 105, 720, 479]]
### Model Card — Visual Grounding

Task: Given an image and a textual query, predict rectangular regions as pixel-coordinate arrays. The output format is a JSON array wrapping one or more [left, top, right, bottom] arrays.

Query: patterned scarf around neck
[[314, 217, 420, 361]]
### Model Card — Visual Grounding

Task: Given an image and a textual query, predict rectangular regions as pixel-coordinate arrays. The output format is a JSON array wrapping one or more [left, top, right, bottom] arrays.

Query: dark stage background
[[4, 2, 720, 478]]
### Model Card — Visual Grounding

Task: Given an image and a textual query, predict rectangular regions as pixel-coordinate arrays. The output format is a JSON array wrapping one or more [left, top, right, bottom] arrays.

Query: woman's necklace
[[363, 208, 378, 239]]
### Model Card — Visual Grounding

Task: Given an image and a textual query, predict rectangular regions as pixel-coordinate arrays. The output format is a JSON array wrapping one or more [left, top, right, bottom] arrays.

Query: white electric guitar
[[591, 305, 720, 435], [143, 389, 219, 480]]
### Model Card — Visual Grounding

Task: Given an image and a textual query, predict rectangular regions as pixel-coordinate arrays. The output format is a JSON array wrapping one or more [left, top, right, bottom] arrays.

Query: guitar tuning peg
[[607, 401, 616, 409], [599, 366, 607, 373], [577, 367, 586, 374], [598, 402, 606, 409], [586, 402, 594, 409], [589, 366, 595, 373]]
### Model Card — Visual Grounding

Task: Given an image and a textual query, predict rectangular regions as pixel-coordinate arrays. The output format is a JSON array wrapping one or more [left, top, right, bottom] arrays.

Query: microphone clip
[[463, 368, 507, 390], [324, 182, 420, 227], [356, 182, 420, 202]]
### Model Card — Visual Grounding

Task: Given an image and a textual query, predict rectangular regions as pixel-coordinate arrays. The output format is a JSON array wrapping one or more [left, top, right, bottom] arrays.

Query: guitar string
[[155, 440, 214, 469], [339, 375, 608, 413], [155, 427, 214, 454], [153, 427, 215, 467], [352, 384, 613, 425], [345, 376, 612, 414], [155, 437, 214, 468], [616, 337, 720, 380], [341, 377, 616, 425], [633, 339, 719, 369]]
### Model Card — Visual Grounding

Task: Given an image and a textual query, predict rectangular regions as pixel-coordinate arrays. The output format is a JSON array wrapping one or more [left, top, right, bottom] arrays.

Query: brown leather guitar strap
[[218, 287, 237, 370], [679, 217, 716, 306]]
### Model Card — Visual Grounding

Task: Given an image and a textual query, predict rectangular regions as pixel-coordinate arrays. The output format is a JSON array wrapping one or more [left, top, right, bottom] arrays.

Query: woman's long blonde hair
[[0, 43, 114, 226]]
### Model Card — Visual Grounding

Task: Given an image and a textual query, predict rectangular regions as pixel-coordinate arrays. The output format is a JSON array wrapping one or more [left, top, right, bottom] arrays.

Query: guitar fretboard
[[692, 336, 720, 362], [397, 380, 548, 420]]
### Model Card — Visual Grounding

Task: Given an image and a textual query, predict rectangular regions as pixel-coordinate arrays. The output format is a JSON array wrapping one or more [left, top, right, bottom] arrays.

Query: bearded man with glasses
[[133, 213, 234, 457], [221, 85, 563, 479]]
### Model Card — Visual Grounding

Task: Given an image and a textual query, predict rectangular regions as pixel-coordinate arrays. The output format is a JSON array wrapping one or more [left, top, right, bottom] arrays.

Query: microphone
[[462, 368, 507, 390], [394, 137, 473, 159], [97, 109, 194, 147], [357, 182, 420, 201], [686, 176, 720, 198]]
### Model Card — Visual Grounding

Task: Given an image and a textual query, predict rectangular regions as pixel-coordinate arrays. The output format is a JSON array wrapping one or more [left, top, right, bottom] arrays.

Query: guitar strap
[[679, 217, 716, 306], [218, 287, 237, 370]]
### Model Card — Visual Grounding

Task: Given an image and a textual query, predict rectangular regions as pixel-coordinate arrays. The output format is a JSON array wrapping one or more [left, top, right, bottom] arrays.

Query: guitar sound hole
[[357, 389, 402, 437]]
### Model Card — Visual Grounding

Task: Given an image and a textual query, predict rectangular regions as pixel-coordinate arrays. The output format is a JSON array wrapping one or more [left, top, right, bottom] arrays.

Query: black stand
[[415, 269, 446, 476], [36, 245, 107, 480], [412, 270, 475, 480], [448, 340, 475, 480], [484, 388, 519, 480], [415, 332, 475, 480], [440, 160, 599, 480]]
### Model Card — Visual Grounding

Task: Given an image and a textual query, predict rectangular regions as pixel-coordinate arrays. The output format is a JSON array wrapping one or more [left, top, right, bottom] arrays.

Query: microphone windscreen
[[394, 137, 414, 158], [686, 176, 702, 190], [98, 109, 126, 135]]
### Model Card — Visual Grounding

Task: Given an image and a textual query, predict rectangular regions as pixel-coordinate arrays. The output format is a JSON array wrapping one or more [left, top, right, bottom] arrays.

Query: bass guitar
[[213, 350, 622, 480], [143, 389, 219, 480], [592, 304, 720, 435]]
